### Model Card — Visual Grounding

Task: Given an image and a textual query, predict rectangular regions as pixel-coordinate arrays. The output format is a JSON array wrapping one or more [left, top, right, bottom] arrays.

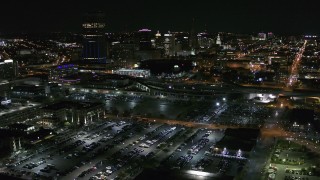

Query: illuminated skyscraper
[[82, 12, 107, 64], [216, 34, 221, 45], [258, 32, 267, 41], [163, 32, 175, 56], [136, 29, 153, 50]]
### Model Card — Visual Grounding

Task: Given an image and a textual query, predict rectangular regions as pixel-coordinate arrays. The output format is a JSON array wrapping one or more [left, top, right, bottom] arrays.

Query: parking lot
[[2, 119, 152, 179], [161, 128, 247, 177], [1, 117, 198, 180], [266, 139, 320, 180]]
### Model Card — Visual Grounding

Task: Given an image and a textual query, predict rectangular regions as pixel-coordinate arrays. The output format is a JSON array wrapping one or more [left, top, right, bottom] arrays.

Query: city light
[[222, 147, 227, 155], [0, 3, 319, 180], [237, 149, 242, 157], [186, 170, 214, 177]]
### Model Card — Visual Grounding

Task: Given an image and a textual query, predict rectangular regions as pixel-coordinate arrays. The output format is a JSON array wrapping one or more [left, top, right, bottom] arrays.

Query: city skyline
[[1, 1, 320, 180], [0, 0, 319, 34]]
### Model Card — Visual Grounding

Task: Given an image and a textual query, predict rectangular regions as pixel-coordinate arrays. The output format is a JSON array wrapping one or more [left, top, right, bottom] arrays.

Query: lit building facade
[[0, 59, 17, 80], [41, 101, 105, 125], [113, 68, 151, 78], [82, 12, 107, 64], [136, 29, 153, 50], [216, 34, 222, 45], [258, 33, 267, 41], [163, 32, 175, 56], [197, 32, 214, 49]]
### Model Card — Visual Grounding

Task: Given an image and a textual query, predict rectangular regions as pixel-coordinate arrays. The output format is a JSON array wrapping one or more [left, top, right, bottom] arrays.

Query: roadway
[[287, 40, 307, 87]]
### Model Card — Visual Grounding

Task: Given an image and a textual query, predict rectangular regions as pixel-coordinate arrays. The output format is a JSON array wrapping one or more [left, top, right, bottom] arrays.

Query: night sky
[[0, 0, 318, 34]]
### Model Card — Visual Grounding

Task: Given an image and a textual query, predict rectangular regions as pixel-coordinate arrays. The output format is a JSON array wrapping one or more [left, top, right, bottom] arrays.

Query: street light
[[222, 147, 227, 155], [216, 102, 220, 106], [237, 149, 242, 157]]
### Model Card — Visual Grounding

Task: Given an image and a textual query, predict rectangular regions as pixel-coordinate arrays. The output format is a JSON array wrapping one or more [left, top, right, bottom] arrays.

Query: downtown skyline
[[1, 1, 320, 180]]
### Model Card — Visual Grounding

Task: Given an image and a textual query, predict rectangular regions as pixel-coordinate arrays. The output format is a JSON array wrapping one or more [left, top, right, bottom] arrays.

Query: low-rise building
[[41, 101, 105, 125], [113, 68, 150, 78]]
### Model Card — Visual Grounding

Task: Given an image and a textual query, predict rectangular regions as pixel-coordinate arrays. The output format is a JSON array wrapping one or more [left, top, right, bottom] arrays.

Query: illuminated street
[[287, 40, 307, 87], [1, 1, 320, 180]]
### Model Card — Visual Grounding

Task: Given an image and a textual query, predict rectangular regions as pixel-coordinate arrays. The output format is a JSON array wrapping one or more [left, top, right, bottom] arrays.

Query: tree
[[123, 109, 131, 117], [111, 108, 119, 116]]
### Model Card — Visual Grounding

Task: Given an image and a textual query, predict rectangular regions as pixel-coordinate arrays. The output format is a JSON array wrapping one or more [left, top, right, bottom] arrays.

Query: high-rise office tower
[[163, 32, 175, 56], [258, 32, 267, 41], [82, 12, 107, 64], [216, 34, 221, 45], [136, 29, 153, 50], [198, 32, 213, 49]]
